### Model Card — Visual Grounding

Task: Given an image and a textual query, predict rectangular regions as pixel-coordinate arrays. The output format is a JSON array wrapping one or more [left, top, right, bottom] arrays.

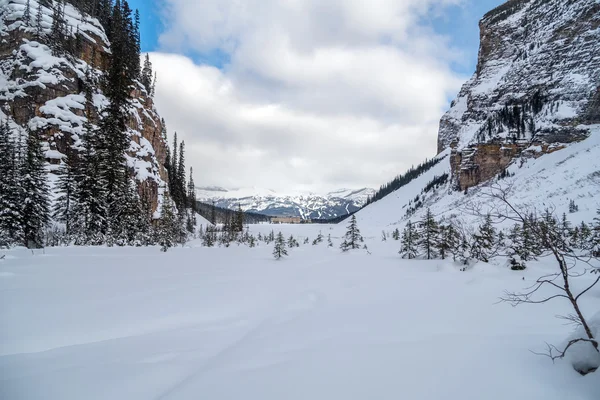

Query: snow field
[[1, 224, 599, 399]]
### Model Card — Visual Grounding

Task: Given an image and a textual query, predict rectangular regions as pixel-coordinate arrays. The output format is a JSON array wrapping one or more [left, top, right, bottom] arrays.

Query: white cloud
[[151, 0, 466, 193]]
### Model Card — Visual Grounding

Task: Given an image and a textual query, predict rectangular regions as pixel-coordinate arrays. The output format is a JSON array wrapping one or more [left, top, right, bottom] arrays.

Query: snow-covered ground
[[1, 225, 599, 399]]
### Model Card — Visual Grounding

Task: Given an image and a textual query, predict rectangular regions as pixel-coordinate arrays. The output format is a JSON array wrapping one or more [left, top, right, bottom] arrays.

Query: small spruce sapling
[[273, 232, 288, 260]]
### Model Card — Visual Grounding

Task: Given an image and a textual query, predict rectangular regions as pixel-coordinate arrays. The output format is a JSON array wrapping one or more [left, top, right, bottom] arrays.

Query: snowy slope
[[354, 126, 600, 236], [197, 187, 375, 219]]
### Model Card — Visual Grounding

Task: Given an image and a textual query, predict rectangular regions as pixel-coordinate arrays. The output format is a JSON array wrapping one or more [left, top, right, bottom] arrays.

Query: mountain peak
[[196, 187, 375, 219]]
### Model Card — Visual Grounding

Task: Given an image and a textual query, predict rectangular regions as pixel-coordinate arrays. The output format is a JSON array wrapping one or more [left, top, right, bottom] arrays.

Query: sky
[[127, 0, 505, 194]]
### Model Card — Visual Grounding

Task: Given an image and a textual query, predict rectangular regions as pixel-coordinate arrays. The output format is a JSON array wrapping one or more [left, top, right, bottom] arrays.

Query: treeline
[[196, 202, 272, 225], [312, 212, 356, 224], [365, 156, 445, 206], [392, 208, 600, 266], [0, 0, 194, 249]]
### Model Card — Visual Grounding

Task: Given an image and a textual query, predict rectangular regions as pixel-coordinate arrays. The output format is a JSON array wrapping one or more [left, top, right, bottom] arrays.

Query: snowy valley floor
[[1, 225, 599, 399]]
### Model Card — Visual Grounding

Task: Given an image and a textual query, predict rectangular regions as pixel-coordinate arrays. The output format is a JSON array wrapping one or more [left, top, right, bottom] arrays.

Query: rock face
[[0, 1, 168, 213], [438, 0, 600, 190]]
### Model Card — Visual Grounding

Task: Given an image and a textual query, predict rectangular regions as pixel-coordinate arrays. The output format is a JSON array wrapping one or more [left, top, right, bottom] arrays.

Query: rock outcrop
[[438, 0, 600, 190], [0, 1, 168, 212]]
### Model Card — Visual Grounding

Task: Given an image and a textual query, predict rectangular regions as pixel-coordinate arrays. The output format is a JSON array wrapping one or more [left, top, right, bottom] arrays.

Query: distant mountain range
[[196, 187, 376, 219]]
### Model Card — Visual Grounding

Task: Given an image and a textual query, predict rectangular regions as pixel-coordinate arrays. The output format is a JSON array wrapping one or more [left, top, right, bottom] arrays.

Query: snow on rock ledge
[[0, 0, 168, 214], [437, 0, 600, 190]]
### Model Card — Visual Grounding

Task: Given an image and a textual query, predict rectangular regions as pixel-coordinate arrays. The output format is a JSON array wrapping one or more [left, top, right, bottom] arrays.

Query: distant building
[[271, 216, 304, 224]]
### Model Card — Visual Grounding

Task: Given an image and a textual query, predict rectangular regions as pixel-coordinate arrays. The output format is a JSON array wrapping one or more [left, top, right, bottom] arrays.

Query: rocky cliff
[[438, 0, 600, 190], [0, 0, 168, 213]]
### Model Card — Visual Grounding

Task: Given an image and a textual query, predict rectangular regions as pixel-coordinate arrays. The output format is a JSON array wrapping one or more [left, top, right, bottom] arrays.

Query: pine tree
[[113, 176, 146, 245], [234, 204, 244, 233], [340, 215, 362, 251], [157, 196, 177, 252], [312, 231, 323, 245], [569, 199, 579, 213], [0, 121, 21, 246], [579, 221, 592, 250], [287, 234, 299, 248], [50, 0, 66, 55], [175, 140, 187, 210], [35, 1, 44, 37], [23, 0, 31, 27], [392, 228, 400, 240], [21, 130, 50, 248], [508, 223, 525, 259], [150, 72, 157, 97], [273, 232, 288, 260], [436, 224, 458, 260], [400, 220, 419, 259], [141, 53, 153, 93], [418, 208, 439, 259], [202, 225, 217, 247], [327, 234, 333, 247], [592, 209, 600, 257], [560, 213, 571, 240], [471, 214, 496, 262], [71, 119, 107, 244], [52, 148, 78, 236], [187, 167, 197, 212]]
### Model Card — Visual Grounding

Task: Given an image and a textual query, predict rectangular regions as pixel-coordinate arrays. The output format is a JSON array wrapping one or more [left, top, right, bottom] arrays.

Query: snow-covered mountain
[[196, 187, 375, 219], [353, 0, 600, 232], [0, 0, 169, 213], [439, 0, 600, 190]]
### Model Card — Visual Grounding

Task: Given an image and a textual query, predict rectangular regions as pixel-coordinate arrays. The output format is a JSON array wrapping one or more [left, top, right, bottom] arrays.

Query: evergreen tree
[[471, 214, 496, 262], [234, 204, 244, 233], [592, 209, 600, 257], [35, 1, 43, 37], [436, 223, 458, 260], [579, 221, 592, 250], [175, 140, 187, 209], [114, 176, 146, 245], [340, 215, 363, 251], [400, 220, 419, 259], [141, 53, 153, 93], [185, 168, 197, 233], [202, 225, 217, 247], [187, 167, 197, 212], [418, 208, 438, 259], [327, 234, 333, 247], [150, 72, 157, 97], [23, 0, 31, 26], [560, 213, 571, 240], [157, 196, 177, 252], [392, 228, 400, 241], [21, 130, 50, 248], [50, 0, 67, 55], [287, 234, 299, 248], [0, 121, 21, 246], [312, 231, 323, 245], [71, 120, 107, 244], [52, 148, 78, 236], [273, 232, 288, 260], [569, 199, 579, 213]]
